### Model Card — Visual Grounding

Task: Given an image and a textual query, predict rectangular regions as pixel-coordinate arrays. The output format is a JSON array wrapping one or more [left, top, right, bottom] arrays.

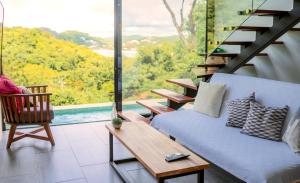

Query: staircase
[[119, 0, 300, 123], [118, 79, 197, 122]]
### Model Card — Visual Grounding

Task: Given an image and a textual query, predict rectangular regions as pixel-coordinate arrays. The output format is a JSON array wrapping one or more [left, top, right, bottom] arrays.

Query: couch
[[151, 73, 300, 183]]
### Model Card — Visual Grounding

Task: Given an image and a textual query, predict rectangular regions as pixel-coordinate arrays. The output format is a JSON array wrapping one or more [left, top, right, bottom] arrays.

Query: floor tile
[[82, 163, 122, 183], [0, 174, 40, 183], [2, 126, 71, 154], [70, 139, 108, 166], [127, 168, 156, 183], [90, 122, 121, 145], [58, 178, 87, 183], [0, 147, 37, 178], [35, 150, 84, 183]]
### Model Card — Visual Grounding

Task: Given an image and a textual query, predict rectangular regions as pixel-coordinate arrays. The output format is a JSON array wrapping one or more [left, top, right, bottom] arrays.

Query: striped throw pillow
[[241, 101, 289, 141], [226, 93, 255, 128]]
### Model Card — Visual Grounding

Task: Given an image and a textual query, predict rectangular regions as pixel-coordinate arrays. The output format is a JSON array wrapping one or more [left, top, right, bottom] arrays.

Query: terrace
[[1, 0, 300, 183]]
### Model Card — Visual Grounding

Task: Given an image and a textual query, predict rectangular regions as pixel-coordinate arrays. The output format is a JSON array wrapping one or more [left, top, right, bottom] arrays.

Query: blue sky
[[1, 0, 193, 37]]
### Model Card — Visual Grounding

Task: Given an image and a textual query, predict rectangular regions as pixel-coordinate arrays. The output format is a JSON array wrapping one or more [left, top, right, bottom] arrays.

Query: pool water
[[52, 103, 150, 126], [5, 104, 150, 129]]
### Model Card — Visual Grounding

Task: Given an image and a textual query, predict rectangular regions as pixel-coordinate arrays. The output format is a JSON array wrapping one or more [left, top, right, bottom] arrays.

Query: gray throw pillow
[[241, 101, 289, 141], [226, 93, 255, 128]]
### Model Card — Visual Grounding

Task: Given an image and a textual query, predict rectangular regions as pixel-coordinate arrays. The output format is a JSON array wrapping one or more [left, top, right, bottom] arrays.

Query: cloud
[[2, 0, 194, 37]]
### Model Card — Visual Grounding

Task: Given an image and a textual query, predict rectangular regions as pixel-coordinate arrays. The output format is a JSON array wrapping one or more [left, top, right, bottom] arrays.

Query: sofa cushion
[[193, 81, 226, 117], [226, 92, 255, 128], [241, 101, 289, 141], [152, 109, 300, 183]]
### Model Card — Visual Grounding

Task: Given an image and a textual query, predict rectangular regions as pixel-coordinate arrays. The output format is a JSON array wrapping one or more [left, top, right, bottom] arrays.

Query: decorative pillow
[[0, 75, 24, 111], [226, 93, 255, 128], [285, 119, 300, 153], [19, 86, 39, 107], [193, 81, 226, 118], [0, 75, 22, 94], [241, 101, 289, 141], [283, 107, 300, 142]]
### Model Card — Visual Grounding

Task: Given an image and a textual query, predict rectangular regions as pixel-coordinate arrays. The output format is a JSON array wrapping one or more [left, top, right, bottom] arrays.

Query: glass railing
[[207, 0, 268, 57]]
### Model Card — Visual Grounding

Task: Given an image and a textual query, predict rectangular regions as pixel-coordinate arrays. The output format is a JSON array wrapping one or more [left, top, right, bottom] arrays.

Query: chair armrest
[[1, 93, 52, 97], [25, 85, 48, 93]]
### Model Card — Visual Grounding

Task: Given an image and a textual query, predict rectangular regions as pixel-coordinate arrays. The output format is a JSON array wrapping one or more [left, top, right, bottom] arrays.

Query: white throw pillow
[[193, 81, 226, 117], [283, 107, 300, 142], [285, 119, 300, 153]]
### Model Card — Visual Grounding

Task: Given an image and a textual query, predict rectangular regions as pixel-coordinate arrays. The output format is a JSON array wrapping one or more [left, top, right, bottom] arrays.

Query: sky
[[1, 0, 194, 38]]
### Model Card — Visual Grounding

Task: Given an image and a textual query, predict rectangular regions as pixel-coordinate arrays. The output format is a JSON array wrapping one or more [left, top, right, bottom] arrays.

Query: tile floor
[[0, 122, 242, 183]]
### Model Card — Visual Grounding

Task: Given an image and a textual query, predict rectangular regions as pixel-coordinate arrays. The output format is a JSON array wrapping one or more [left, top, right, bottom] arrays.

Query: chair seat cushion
[[12, 102, 54, 124]]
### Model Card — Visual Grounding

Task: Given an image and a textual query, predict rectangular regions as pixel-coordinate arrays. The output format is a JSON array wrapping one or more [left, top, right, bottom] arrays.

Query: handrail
[[205, 0, 268, 59]]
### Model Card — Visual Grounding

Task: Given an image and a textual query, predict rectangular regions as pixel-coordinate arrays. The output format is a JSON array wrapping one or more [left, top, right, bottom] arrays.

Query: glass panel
[[0, 2, 3, 74], [207, 0, 267, 55], [2, 0, 115, 125], [122, 0, 206, 112]]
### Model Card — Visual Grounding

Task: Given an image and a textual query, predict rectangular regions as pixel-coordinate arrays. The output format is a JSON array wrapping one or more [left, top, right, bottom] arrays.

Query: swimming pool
[[52, 103, 150, 126], [5, 103, 150, 129]]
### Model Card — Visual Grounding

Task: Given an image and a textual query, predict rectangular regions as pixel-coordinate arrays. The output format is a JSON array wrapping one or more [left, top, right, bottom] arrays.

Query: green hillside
[[3, 27, 114, 106], [2, 27, 203, 106]]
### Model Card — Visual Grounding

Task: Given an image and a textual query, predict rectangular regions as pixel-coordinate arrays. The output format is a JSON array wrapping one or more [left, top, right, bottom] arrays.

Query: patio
[[0, 122, 240, 183]]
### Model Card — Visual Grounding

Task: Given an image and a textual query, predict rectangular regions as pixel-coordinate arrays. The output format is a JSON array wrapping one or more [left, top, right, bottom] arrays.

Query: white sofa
[[152, 73, 300, 183]]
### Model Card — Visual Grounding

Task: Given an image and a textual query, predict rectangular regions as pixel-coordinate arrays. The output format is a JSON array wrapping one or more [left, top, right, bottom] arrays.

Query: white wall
[[236, 31, 300, 84]]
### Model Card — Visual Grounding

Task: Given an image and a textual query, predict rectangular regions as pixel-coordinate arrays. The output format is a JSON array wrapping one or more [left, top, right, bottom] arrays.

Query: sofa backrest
[[210, 73, 300, 132]]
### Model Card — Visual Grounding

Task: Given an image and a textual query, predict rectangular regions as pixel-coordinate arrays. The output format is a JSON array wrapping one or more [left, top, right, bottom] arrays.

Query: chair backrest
[[0, 93, 52, 124]]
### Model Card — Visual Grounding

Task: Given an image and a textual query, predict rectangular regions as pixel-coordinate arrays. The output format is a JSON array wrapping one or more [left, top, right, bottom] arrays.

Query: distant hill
[[39, 28, 178, 50]]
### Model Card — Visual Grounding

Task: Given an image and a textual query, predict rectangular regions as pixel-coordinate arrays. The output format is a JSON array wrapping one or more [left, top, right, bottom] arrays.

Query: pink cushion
[[0, 75, 24, 111], [0, 75, 22, 94]]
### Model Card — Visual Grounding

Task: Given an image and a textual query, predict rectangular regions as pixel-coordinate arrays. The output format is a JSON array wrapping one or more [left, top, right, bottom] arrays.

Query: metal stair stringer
[[218, 0, 300, 74]]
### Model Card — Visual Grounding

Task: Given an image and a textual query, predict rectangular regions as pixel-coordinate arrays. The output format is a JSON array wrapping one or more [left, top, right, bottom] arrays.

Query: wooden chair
[[0, 85, 55, 149]]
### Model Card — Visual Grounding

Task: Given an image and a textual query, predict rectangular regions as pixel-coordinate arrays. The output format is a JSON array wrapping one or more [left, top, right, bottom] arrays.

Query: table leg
[[157, 178, 164, 183], [197, 170, 204, 183], [109, 132, 113, 162]]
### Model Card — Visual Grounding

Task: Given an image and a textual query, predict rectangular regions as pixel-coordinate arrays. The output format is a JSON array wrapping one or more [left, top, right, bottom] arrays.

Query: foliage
[[112, 117, 123, 125], [3, 27, 114, 106], [2, 0, 206, 106]]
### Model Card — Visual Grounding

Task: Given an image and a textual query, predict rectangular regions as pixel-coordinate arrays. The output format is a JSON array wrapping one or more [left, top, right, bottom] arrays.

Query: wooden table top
[[106, 122, 209, 178]]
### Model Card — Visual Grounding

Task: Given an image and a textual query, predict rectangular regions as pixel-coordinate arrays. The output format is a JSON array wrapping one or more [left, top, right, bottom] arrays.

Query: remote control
[[165, 153, 190, 162]]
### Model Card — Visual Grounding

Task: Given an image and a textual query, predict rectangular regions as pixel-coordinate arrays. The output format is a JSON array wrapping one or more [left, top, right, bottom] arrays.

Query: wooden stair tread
[[201, 53, 237, 57], [136, 100, 174, 114], [197, 63, 226, 68], [222, 41, 253, 45], [195, 63, 254, 78], [271, 41, 284, 44], [290, 28, 300, 31], [238, 9, 289, 16], [201, 52, 266, 57], [151, 89, 194, 103], [118, 111, 150, 124], [256, 53, 268, 56], [166, 79, 197, 91], [222, 41, 283, 45], [223, 26, 269, 31]]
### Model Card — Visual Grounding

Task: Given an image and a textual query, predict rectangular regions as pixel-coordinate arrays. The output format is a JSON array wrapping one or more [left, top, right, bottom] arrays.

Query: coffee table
[[106, 122, 209, 183]]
